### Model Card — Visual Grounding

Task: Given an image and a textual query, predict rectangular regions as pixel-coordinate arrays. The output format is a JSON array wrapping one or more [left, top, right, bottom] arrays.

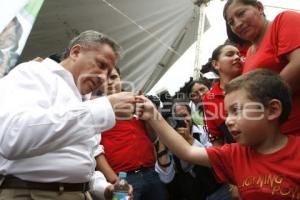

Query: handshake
[[107, 92, 160, 121]]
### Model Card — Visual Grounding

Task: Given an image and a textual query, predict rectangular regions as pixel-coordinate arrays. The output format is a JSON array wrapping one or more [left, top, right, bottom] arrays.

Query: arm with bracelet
[[154, 140, 175, 184]]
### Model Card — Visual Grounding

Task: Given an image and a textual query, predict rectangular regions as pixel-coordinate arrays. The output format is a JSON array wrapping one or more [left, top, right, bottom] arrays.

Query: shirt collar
[[210, 81, 224, 96], [42, 58, 82, 100]]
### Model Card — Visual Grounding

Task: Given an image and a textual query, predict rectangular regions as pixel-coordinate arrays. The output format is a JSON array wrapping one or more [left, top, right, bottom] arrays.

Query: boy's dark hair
[[224, 69, 292, 124]]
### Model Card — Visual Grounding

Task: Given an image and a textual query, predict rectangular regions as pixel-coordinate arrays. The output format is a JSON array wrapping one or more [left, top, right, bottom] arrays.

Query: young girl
[[202, 44, 243, 146]]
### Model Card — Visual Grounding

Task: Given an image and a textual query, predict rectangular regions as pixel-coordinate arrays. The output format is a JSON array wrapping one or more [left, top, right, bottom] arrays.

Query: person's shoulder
[[203, 84, 224, 103], [274, 10, 300, 22], [8, 60, 44, 75]]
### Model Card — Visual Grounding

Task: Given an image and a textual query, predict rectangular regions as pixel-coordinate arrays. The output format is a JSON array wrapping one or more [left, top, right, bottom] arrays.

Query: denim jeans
[[206, 184, 233, 200], [126, 167, 167, 200]]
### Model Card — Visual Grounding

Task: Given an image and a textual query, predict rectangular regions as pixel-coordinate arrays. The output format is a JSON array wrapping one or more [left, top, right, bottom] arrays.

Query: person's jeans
[[206, 184, 233, 200], [126, 167, 167, 200]]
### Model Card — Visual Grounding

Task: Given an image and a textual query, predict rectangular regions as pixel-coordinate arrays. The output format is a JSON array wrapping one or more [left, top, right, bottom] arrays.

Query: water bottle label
[[112, 192, 129, 200]]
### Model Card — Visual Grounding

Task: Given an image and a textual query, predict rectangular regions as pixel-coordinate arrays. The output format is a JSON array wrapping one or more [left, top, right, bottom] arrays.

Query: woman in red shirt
[[202, 44, 243, 146], [223, 0, 300, 135], [96, 67, 167, 200]]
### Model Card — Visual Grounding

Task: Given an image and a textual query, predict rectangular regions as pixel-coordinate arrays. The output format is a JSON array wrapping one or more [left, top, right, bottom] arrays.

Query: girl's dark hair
[[202, 44, 231, 75], [223, 0, 258, 45]]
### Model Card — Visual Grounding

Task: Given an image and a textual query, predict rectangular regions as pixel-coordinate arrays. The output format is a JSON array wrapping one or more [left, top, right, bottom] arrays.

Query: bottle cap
[[119, 172, 127, 178]]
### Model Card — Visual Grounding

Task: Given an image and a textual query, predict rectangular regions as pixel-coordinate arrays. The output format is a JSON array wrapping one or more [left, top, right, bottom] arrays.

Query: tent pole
[[193, 2, 206, 80]]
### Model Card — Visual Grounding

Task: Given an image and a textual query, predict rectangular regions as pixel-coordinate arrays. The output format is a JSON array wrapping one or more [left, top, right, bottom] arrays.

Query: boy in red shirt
[[138, 69, 300, 200]]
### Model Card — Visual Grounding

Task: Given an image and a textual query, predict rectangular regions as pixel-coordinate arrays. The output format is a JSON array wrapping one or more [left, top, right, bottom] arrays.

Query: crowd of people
[[0, 0, 300, 200]]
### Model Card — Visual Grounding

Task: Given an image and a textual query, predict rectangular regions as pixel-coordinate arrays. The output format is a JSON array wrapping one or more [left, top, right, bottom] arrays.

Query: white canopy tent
[[18, 0, 200, 93], [3, 0, 300, 94]]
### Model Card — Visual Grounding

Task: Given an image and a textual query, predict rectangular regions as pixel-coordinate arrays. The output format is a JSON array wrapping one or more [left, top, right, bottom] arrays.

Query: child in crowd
[[202, 44, 243, 146], [138, 69, 300, 200]]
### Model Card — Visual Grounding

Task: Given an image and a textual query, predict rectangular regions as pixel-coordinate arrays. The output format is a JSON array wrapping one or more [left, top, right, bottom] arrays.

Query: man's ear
[[267, 99, 282, 121], [69, 44, 81, 60]]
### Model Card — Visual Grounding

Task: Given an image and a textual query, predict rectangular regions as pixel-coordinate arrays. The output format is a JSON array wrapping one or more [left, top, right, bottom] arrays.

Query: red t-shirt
[[243, 11, 300, 136], [202, 82, 226, 138], [206, 135, 300, 200], [101, 118, 155, 173]]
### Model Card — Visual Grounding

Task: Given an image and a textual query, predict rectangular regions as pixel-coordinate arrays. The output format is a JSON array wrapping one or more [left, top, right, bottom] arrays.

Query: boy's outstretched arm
[[137, 96, 211, 167]]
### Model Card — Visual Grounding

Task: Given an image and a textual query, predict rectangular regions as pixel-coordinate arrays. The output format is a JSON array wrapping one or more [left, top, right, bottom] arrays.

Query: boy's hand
[[135, 95, 158, 121], [108, 92, 136, 119]]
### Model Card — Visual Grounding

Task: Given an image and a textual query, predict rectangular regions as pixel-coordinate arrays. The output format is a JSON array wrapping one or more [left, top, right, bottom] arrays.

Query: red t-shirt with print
[[206, 135, 300, 200], [243, 11, 300, 136]]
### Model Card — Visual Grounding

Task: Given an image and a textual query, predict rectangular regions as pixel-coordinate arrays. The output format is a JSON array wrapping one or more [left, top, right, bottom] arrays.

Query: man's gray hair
[[61, 30, 122, 60]]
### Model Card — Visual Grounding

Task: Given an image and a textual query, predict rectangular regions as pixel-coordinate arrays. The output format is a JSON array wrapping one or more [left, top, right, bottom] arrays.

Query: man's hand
[[176, 127, 194, 145], [107, 92, 136, 119], [104, 184, 133, 200]]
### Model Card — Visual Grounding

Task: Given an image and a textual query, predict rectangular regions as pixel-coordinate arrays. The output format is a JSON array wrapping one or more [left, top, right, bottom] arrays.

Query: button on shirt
[[0, 59, 115, 195]]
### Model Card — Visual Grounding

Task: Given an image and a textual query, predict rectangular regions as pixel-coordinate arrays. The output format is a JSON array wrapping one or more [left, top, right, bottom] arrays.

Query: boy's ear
[[267, 99, 282, 121]]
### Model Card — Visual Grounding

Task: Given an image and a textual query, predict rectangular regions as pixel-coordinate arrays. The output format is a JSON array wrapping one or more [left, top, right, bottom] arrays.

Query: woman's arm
[[281, 48, 300, 93]]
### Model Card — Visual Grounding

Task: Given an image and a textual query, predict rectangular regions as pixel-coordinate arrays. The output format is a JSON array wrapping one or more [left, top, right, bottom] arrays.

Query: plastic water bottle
[[112, 172, 130, 200]]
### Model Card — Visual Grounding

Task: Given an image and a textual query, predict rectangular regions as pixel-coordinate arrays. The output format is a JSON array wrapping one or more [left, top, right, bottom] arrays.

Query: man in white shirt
[[0, 30, 135, 200]]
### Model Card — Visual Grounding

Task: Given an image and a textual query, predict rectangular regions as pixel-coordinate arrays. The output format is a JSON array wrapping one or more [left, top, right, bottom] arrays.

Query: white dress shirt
[[0, 58, 115, 198]]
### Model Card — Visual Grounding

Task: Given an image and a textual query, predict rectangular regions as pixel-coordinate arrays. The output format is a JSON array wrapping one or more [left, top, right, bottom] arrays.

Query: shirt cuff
[[83, 97, 116, 132], [89, 171, 112, 199], [155, 161, 175, 183], [94, 144, 104, 157]]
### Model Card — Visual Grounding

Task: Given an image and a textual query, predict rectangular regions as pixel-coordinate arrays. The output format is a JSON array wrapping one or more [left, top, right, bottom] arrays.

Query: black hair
[[172, 99, 192, 115], [187, 79, 211, 94], [146, 95, 161, 108]]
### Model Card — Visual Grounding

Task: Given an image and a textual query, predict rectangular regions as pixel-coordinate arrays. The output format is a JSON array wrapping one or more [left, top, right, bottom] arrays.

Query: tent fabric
[[18, 0, 199, 92]]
